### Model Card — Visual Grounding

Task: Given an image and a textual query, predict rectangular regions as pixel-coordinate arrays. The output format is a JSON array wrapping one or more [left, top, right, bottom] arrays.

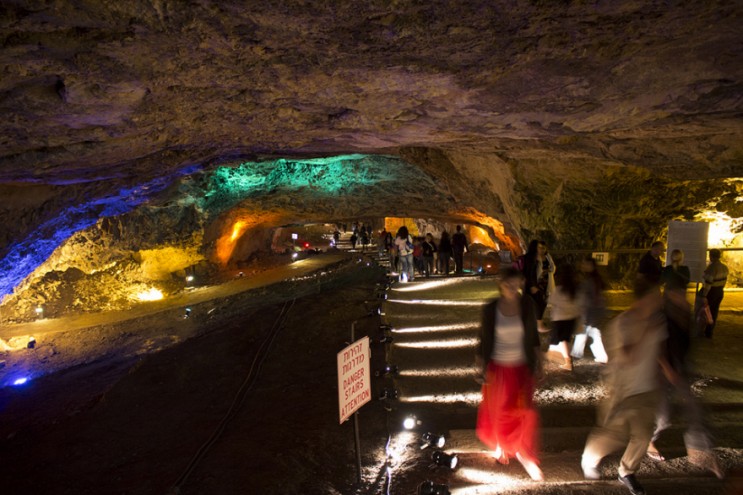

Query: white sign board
[[591, 252, 609, 266], [667, 221, 709, 283], [337, 336, 371, 424]]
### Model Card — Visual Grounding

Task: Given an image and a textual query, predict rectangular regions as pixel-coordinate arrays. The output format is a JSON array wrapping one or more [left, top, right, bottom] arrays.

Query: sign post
[[338, 324, 371, 483]]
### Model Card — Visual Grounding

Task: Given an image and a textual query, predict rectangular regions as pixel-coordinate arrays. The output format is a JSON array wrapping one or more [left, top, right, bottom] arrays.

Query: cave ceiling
[[1, 1, 743, 278]]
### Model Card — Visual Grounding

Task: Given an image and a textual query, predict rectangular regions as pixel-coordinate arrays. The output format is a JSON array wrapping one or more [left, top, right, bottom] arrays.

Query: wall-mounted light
[[432, 450, 458, 470], [418, 480, 450, 495], [420, 432, 445, 449]]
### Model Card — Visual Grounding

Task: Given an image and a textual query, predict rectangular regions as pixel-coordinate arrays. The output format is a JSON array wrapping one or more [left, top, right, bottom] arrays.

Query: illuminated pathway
[[379, 276, 743, 494], [0, 254, 347, 342]]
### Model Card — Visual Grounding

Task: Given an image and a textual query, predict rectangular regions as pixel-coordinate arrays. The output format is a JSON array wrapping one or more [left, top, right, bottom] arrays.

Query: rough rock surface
[[1, 1, 743, 312]]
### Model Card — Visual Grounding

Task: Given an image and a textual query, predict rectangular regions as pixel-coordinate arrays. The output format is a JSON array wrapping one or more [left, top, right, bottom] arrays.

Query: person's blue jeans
[[400, 254, 414, 281]]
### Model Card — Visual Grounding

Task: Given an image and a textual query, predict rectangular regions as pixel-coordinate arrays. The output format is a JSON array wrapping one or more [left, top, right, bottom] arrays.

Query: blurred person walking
[[645, 280, 724, 478], [699, 248, 728, 338], [581, 276, 671, 495], [571, 257, 608, 364], [523, 240, 556, 333], [476, 267, 544, 481], [546, 264, 582, 371], [452, 225, 469, 275]]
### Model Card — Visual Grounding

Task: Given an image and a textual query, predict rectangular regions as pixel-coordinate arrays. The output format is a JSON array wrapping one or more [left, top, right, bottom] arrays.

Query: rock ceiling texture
[[1, 1, 743, 316]]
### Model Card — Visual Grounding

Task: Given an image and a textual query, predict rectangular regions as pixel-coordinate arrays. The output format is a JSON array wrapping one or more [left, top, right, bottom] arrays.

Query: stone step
[[439, 450, 735, 495]]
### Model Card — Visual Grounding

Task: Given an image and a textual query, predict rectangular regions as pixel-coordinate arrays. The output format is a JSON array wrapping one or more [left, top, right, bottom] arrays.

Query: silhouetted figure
[[638, 241, 664, 284], [422, 233, 436, 278], [438, 231, 453, 276], [700, 248, 728, 338], [452, 225, 469, 274]]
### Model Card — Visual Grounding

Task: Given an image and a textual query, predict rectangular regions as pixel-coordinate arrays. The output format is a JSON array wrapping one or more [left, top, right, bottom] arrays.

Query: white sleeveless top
[[491, 307, 526, 365]]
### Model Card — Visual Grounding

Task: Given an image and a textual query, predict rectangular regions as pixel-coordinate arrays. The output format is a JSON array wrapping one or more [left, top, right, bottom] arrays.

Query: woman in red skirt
[[476, 267, 544, 481]]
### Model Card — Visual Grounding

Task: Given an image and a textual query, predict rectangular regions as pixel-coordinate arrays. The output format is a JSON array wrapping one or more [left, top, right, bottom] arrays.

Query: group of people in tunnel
[[475, 240, 727, 493], [383, 225, 470, 281]]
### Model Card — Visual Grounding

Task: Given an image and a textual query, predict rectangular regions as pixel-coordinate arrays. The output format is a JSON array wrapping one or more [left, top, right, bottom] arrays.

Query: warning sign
[[337, 336, 371, 424]]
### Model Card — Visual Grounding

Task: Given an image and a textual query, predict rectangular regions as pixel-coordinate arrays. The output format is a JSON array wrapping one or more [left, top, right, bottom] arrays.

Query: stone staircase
[[375, 276, 742, 494]]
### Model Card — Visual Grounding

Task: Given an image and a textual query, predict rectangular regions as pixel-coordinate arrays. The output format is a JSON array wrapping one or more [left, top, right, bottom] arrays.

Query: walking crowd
[[374, 224, 470, 282], [475, 240, 728, 494]]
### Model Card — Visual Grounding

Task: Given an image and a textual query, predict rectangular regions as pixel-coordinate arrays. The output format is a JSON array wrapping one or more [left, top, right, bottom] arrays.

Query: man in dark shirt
[[638, 241, 664, 284], [452, 225, 469, 275]]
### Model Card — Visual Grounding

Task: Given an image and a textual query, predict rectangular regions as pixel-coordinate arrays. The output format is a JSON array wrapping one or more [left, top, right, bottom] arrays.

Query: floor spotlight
[[418, 480, 451, 495], [379, 324, 393, 332], [420, 432, 445, 449], [403, 415, 421, 430], [27, 337, 36, 349], [378, 388, 399, 400], [432, 450, 458, 470], [377, 334, 394, 344]]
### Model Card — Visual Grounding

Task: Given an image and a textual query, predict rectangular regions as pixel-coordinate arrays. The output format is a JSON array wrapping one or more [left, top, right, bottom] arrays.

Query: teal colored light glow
[[203, 154, 396, 212]]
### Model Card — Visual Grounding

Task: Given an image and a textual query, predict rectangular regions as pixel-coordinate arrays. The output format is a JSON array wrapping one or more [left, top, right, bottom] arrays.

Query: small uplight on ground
[[418, 480, 450, 495], [35, 306, 43, 317], [186, 275, 194, 283], [421, 432, 445, 449], [12, 377, 29, 386], [403, 415, 421, 430], [432, 450, 458, 470], [137, 288, 164, 301]]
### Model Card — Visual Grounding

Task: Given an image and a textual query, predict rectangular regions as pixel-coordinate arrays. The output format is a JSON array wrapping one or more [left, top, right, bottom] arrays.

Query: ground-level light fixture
[[432, 450, 458, 470], [403, 415, 421, 430], [377, 334, 393, 344], [183, 307, 192, 319], [12, 377, 29, 386], [421, 432, 445, 449], [418, 480, 451, 495], [35, 306, 43, 316], [292, 252, 298, 259], [378, 388, 399, 400], [186, 275, 194, 282], [27, 337, 36, 349]]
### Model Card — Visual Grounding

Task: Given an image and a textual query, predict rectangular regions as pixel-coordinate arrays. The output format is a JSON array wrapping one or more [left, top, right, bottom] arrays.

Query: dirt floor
[[0, 253, 742, 495]]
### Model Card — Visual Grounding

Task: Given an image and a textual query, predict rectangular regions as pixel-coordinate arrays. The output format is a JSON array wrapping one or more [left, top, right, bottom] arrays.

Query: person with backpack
[[452, 225, 469, 275], [394, 226, 415, 282]]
